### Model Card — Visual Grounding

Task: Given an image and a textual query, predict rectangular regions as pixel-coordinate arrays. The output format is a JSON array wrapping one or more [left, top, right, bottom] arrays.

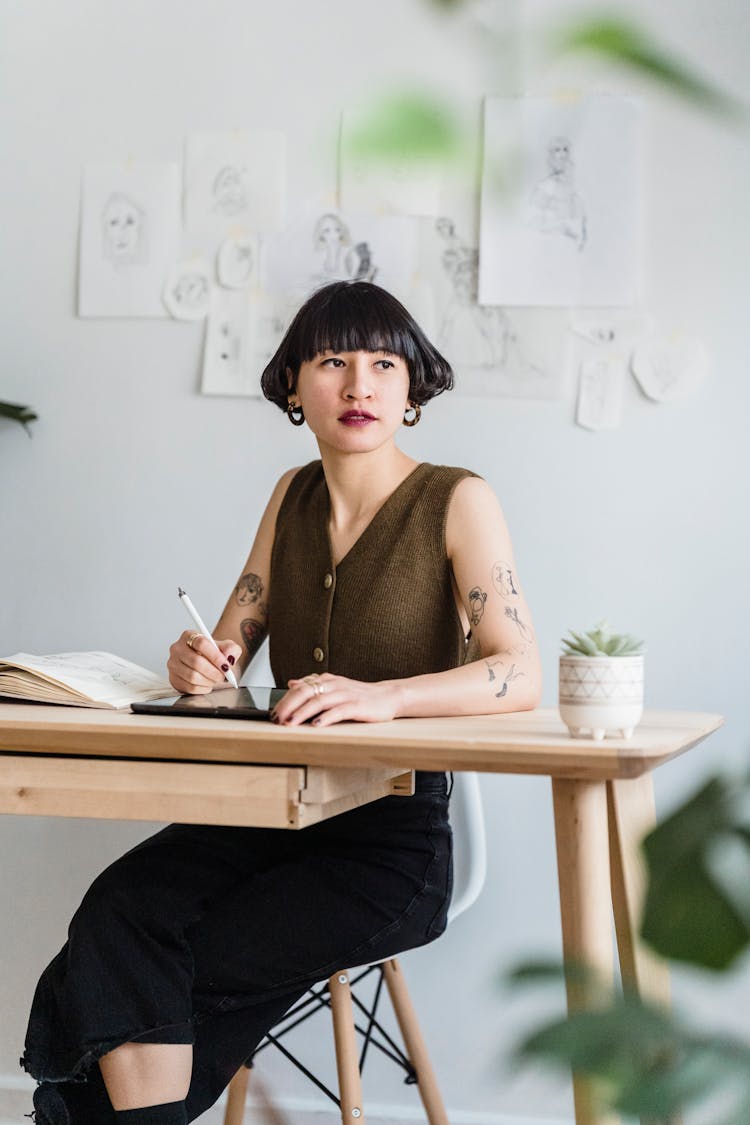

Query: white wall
[[1, 1, 748, 1122]]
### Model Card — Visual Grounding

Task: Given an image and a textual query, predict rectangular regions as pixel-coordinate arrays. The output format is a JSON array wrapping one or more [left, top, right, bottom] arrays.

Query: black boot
[[32, 1083, 71, 1125]]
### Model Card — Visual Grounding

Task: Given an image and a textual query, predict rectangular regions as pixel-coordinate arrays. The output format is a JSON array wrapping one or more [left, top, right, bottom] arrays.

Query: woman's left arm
[[275, 477, 542, 726]]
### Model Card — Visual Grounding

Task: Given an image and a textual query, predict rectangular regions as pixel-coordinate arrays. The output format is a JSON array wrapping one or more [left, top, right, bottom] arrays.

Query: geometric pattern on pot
[[559, 657, 644, 704]]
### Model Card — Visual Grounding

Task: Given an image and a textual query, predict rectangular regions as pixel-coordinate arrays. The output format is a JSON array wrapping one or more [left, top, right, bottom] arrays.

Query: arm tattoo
[[492, 560, 519, 598], [494, 664, 525, 698], [505, 605, 534, 642], [234, 572, 264, 607], [485, 657, 525, 698], [468, 586, 487, 627], [240, 618, 265, 656]]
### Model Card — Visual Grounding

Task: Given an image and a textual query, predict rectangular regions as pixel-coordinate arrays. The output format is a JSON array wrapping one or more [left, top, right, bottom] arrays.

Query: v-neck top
[[268, 459, 479, 686]]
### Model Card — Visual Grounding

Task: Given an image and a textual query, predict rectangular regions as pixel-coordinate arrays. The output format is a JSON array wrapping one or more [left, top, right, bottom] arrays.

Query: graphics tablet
[[131, 686, 285, 720]]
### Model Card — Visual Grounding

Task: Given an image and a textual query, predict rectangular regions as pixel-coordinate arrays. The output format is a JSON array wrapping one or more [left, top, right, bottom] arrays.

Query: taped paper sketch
[[630, 335, 709, 402], [421, 216, 565, 398], [339, 109, 443, 217], [479, 95, 641, 306], [526, 136, 587, 251], [217, 234, 259, 289], [78, 163, 181, 317], [576, 356, 625, 430], [162, 259, 212, 320], [201, 287, 257, 396], [184, 132, 285, 236], [265, 205, 416, 303], [312, 213, 377, 285]]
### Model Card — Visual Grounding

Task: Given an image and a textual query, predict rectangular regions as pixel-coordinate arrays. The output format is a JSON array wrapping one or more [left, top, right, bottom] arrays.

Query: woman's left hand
[[272, 674, 402, 727]]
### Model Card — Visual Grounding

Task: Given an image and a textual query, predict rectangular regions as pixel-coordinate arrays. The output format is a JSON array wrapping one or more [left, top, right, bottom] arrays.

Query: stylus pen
[[177, 586, 239, 688]]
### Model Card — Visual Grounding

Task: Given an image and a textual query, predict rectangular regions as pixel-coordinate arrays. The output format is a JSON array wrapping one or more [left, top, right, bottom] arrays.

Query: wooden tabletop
[[0, 703, 723, 781]]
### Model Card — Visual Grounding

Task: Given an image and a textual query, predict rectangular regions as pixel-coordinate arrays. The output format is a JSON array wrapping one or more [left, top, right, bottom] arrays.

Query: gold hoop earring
[[287, 402, 305, 426], [403, 402, 421, 427]]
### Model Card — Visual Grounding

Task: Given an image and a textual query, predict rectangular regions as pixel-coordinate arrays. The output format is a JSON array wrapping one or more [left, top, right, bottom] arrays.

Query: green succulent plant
[[561, 620, 644, 658]]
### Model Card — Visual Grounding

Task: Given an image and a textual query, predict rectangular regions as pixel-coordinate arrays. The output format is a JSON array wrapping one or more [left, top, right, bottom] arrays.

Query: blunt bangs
[[261, 281, 454, 409]]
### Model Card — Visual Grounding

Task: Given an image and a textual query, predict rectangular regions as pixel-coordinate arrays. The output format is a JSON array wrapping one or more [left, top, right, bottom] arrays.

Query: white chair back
[[446, 771, 487, 924]]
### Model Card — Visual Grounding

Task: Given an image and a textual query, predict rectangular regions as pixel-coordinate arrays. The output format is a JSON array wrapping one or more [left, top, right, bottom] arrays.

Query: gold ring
[[186, 631, 201, 650]]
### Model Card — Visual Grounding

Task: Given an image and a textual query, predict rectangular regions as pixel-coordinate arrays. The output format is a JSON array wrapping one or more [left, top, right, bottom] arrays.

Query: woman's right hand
[[167, 631, 243, 695]]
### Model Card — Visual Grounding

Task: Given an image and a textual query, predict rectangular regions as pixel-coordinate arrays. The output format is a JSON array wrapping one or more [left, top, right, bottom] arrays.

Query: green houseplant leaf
[[0, 400, 38, 435]]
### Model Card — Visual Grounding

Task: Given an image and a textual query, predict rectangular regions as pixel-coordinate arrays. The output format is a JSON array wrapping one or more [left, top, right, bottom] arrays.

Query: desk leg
[[552, 778, 620, 1125], [607, 775, 671, 1007]]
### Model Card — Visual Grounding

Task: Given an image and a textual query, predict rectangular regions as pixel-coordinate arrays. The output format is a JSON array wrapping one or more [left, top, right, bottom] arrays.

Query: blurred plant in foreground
[[507, 772, 750, 1123], [345, 5, 746, 167]]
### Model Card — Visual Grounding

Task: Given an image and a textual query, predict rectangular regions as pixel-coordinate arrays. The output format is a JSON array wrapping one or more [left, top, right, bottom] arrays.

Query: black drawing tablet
[[131, 686, 285, 720]]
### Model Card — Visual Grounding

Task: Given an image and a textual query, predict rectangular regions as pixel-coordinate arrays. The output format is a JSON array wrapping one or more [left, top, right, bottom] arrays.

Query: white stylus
[[177, 586, 239, 688]]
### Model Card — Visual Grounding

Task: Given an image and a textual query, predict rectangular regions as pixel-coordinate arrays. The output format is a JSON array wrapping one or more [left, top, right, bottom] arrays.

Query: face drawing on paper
[[526, 136, 587, 251], [311, 214, 377, 285], [211, 165, 249, 217], [101, 193, 147, 264]]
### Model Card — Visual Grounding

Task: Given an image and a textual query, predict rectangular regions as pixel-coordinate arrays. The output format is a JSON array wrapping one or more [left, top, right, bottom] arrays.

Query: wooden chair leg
[[382, 958, 449, 1125], [223, 1063, 250, 1125], [329, 970, 366, 1123]]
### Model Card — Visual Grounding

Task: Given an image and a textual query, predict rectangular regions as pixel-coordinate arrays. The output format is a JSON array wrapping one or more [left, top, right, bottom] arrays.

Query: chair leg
[[329, 970, 366, 1123], [223, 1064, 250, 1125], [382, 959, 449, 1125]]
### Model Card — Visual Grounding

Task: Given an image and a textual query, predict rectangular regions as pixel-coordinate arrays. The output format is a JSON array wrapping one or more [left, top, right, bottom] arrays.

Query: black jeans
[[22, 772, 452, 1122]]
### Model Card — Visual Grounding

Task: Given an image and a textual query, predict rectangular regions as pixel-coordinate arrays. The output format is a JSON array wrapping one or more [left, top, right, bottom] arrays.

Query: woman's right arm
[[167, 468, 299, 694]]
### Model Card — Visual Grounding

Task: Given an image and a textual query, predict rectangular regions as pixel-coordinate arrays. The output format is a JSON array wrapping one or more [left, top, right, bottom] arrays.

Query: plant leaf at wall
[[348, 5, 746, 168], [549, 16, 747, 121], [507, 772, 750, 1122], [0, 400, 38, 436]]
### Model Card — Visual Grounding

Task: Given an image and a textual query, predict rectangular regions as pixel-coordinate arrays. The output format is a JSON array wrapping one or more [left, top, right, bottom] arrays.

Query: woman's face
[[292, 349, 411, 455]]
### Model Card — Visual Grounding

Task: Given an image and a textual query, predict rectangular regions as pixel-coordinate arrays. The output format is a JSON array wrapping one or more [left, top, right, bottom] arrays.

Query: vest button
[[323, 572, 333, 589], [313, 647, 325, 663]]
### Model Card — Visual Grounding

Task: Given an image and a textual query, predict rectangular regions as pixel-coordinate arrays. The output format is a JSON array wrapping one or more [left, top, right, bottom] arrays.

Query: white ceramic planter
[[559, 653, 644, 740]]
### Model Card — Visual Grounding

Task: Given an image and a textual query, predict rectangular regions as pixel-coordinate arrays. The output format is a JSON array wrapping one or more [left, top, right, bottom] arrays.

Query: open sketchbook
[[0, 652, 173, 710]]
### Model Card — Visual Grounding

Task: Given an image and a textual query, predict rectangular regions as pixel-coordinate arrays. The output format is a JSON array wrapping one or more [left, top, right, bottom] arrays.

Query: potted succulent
[[559, 620, 644, 740]]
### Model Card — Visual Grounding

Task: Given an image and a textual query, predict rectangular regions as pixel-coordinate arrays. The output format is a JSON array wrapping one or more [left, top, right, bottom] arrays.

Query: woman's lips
[[339, 411, 376, 426]]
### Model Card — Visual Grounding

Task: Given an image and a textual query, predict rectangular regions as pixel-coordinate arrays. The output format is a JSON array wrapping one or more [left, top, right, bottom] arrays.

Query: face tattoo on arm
[[468, 586, 487, 627], [234, 572, 265, 608]]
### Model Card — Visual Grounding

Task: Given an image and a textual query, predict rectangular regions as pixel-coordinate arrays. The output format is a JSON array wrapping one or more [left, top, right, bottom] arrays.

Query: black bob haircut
[[261, 281, 454, 409]]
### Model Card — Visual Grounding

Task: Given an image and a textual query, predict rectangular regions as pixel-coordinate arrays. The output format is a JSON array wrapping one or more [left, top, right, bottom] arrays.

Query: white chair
[[223, 772, 487, 1125]]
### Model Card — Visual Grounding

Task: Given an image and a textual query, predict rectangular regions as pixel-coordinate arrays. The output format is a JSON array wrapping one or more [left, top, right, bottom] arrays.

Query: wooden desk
[[0, 703, 723, 1125]]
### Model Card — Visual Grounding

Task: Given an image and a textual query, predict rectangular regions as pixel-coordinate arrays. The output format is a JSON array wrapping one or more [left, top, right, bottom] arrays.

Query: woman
[[24, 281, 541, 1125]]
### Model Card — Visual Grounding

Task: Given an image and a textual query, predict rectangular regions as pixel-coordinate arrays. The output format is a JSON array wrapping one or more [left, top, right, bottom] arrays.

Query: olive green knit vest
[[268, 460, 478, 687]]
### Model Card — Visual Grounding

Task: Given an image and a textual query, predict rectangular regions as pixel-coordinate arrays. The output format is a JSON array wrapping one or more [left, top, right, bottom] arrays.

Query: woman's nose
[[344, 357, 373, 398]]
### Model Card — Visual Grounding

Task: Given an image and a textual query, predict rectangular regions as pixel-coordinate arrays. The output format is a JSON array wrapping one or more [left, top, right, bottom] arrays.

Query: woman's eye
[[322, 357, 345, 368], [375, 359, 394, 370]]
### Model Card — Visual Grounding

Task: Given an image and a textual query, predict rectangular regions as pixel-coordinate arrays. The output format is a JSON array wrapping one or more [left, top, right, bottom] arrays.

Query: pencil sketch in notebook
[[0, 652, 172, 709]]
